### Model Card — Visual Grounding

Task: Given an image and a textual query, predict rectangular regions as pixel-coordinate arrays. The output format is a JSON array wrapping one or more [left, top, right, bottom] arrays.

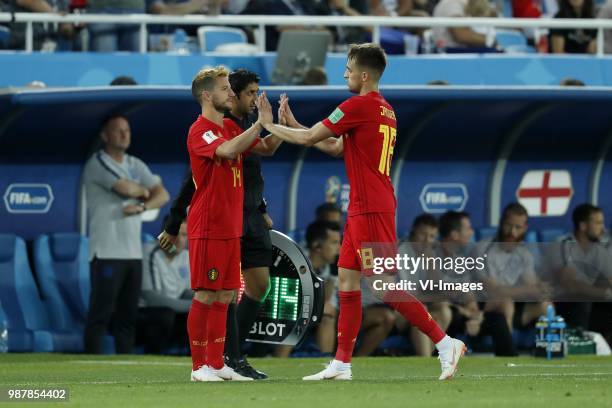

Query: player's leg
[[197, 238, 252, 381], [186, 238, 224, 381], [411, 302, 453, 357], [363, 213, 465, 379], [303, 223, 359, 381]]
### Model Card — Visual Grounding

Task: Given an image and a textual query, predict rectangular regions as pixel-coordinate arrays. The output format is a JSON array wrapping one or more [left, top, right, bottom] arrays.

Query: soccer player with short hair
[[158, 68, 283, 379], [262, 43, 466, 381], [183, 66, 273, 382]]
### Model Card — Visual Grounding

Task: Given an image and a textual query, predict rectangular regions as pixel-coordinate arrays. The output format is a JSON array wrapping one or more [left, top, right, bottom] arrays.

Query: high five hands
[[256, 91, 273, 127]]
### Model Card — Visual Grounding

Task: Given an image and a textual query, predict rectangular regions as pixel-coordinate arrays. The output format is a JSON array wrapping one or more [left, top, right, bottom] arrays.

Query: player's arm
[[262, 121, 335, 147], [215, 122, 263, 160], [250, 134, 283, 156], [216, 92, 271, 160], [314, 137, 344, 158]]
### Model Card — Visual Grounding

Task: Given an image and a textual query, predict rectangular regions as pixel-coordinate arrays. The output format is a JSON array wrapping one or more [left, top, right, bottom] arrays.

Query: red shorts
[[189, 238, 241, 290], [338, 212, 397, 277]]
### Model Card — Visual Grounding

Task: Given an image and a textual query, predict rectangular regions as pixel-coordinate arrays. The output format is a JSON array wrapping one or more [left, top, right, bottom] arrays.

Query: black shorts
[[241, 211, 273, 269]]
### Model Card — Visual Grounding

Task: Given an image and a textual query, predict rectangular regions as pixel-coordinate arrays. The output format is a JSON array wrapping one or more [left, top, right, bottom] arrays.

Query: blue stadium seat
[[538, 229, 566, 242], [496, 29, 527, 48], [0, 234, 54, 352], [33, 233, 115, 353], [197, 26, 247, 53], [142, 233, 155, 243]]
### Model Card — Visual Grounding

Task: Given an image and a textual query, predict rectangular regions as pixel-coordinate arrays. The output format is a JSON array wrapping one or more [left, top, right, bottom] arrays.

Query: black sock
[[237, 294, 263, 351], [224, 303, 241, 361]]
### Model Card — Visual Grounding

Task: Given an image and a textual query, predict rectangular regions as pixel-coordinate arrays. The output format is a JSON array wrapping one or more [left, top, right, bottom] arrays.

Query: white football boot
[[191, 366, 224, 382], [438, 338, 467, 380], [211, 364, 254, 381], [303, 360, 352, 381]]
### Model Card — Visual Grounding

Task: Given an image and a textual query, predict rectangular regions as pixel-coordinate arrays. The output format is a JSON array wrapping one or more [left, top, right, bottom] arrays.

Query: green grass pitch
[[1, 354, 612, 407]]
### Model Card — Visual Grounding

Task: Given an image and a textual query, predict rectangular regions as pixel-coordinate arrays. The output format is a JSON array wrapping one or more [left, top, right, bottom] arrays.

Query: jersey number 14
[[378, 124, 396, 176]]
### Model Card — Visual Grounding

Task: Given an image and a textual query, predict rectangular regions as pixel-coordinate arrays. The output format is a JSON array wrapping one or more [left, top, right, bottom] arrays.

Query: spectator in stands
[[82, 114, 169, 354], [87, 0, 145, 52], [275, 220, 341, 356], [437, 211, 483, 341], [432, 0, 497, 51], [147, 0, 211, 15], [598, 0, 612, 54], [368, 0, 418, 16], [395, 214, 452, 356], [474, 203, 550, 356], [301, 67, 328, 85], [110, 75, 138, 85], [512, 0, 541, 18], [0, 0, 71, 50], [241, 0, 332, 51], [550, 0, 596, 54], [548, 204, 612, 330], [137, 220, 191, 354]]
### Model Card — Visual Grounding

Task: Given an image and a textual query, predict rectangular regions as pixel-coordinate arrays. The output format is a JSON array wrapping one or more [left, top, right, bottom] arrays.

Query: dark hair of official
[[315, 202, 342, 221], [229, 69, 260, 98], [439, 211, 470, 239], [306, 220, 341, 250], [572, 203, 602, 231], [347, 43, 387, 80]]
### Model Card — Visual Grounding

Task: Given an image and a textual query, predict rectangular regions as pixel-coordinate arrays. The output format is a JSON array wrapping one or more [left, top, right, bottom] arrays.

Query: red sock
[[335, 290, 362, 363], [187, 299, 210, 371], [206, 302, 229, 370], [383, 290, 445, 344]]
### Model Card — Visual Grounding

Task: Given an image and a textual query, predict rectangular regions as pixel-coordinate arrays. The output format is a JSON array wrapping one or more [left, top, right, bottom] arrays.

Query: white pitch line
[[5, 371, 612, 387]]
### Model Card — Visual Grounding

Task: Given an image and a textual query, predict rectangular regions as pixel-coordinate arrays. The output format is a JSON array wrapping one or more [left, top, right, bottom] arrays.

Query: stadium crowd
[[1, 0, 612, 54], [125, 200, 612, 358]]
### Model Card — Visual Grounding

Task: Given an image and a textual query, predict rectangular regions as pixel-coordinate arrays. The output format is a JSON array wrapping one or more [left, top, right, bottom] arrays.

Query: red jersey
[[322, 92, 397, 216], [186, 115, 251, 239]]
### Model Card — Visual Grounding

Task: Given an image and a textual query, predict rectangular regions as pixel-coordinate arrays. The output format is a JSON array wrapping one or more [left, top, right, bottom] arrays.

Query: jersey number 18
[[378, 124, 396, 176]]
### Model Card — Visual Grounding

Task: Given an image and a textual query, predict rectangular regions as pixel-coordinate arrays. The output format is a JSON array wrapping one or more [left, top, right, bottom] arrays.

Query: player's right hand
[[256, 91, 273, 126], [157, 231, 178, 254]]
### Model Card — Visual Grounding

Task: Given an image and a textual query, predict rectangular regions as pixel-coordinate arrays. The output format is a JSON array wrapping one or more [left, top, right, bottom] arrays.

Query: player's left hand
[[263, 213, 274, 229]]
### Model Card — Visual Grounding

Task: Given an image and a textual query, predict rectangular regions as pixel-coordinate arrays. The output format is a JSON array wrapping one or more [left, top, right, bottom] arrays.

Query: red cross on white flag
[[515, 170, 574, 217]]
